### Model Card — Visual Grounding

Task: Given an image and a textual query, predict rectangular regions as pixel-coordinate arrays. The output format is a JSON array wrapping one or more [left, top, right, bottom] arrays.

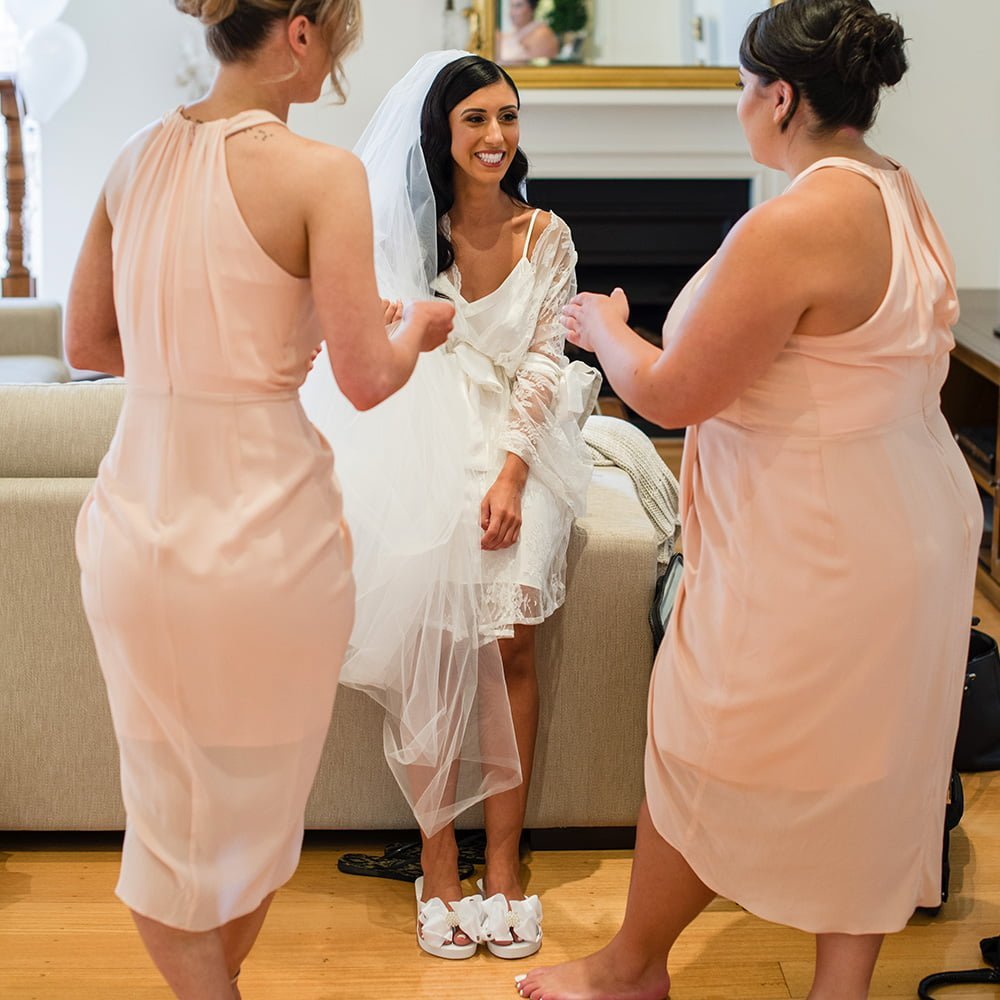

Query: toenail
[[515, 975, 527, 983]]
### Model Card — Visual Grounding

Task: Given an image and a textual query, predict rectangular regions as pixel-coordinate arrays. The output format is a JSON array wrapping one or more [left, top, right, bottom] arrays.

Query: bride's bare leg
[[515, 800, 713, 1000], [420, 821, 463, 902], [418, 762, 473, 946], [484, 624, 539, 903]]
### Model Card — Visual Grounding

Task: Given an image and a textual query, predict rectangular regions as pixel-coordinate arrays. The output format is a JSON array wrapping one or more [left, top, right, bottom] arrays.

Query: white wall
[[682, 0, 767, 66], [872, 0, 1000, 288], [40, 0, 443, 304], [35, 0, 1000, 306], [592, 0, 684, 66]]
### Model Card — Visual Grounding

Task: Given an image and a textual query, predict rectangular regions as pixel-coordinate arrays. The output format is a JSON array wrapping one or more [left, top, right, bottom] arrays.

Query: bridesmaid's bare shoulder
[[228, 128, 366, 217], [230, 127, 360, 183], [719, 169, 884, 273]]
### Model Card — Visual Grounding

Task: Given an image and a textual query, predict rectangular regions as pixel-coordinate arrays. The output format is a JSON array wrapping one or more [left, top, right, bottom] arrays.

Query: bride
[[300, 50, 599, 962]]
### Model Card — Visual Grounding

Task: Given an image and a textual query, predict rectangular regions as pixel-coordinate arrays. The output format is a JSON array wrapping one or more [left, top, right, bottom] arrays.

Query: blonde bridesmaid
[[517, 1, 980, 999], [66, 2, 452, 997]]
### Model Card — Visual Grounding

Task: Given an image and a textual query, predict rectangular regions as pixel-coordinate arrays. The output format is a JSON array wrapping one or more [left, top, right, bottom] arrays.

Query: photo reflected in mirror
[[494, 0, 773, 69], [498, 0, 590, 64]]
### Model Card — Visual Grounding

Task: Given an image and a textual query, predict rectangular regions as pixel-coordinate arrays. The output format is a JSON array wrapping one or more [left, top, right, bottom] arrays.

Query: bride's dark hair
[[420, 55, 530, 275]]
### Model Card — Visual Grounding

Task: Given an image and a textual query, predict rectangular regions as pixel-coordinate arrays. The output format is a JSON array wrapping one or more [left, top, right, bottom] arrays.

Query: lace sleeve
[[498, 217, 578, 465]]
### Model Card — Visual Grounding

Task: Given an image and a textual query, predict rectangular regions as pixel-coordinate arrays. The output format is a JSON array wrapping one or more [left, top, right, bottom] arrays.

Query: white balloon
[[6, 0, 69, 37], [19, 22, 87, 123]]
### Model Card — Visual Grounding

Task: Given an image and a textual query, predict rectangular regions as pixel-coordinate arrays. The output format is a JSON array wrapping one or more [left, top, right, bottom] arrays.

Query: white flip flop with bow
[[477, 878, 543, 959], [414, 877, 485, 960]]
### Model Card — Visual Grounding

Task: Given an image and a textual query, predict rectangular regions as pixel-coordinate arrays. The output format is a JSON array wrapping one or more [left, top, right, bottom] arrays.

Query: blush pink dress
[[645, 157, 982, 934], [75, 109, 355, 932]]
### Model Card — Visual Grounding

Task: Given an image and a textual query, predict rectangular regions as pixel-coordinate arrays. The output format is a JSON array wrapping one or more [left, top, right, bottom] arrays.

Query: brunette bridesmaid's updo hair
[[173, 0, 361, 99], [740, 0, 907, 133], [420, 56, 530, 275]]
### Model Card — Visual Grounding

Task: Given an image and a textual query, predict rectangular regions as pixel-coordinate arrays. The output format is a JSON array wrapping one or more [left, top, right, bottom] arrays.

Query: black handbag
[[917, 768, 964, 916], [915, 622, 1000, 992], [954, 620, 1000, 772], [918, 934, 1000, 997], [649, 552, 683, 649]]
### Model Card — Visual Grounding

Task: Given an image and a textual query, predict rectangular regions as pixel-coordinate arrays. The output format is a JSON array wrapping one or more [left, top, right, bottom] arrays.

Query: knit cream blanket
[[582, 415, 681, 565]]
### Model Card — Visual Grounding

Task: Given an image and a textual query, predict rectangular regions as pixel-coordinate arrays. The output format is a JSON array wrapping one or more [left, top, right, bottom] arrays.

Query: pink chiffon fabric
[[645, 157, 982, 934], [76, 109, 355, 931]]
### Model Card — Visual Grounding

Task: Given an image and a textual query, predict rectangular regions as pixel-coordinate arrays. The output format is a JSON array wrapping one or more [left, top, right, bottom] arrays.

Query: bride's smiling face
[[448, 81, 521, 185]]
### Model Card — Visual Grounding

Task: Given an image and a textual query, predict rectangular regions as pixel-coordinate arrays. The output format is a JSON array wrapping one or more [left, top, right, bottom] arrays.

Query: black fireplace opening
[[527, 177, 751, 435]]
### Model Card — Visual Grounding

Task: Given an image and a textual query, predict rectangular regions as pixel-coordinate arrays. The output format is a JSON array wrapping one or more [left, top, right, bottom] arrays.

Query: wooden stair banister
[[0, 74, 35, 297]]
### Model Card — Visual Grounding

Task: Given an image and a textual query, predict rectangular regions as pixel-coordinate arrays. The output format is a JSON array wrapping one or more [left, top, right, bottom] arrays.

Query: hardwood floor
[[3, 595, 998, 999]]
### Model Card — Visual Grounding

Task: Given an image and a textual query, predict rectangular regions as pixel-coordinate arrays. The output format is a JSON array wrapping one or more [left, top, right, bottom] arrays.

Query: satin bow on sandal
[[414, 877, 486, 960], [477, 879, 543, 960]]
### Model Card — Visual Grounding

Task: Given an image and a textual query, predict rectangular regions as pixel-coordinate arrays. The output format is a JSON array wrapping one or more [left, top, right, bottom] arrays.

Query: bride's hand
[[480, 477, 524, 551], [561, 287, 630, 353], [380, 298, 404, 327]]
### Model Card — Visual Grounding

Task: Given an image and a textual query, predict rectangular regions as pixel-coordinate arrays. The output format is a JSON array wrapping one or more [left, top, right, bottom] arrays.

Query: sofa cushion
[[0, 355, 71, 384], [0, 382, 124, 478], [0, 370, 660, 829], [0, 298, 63, 358]]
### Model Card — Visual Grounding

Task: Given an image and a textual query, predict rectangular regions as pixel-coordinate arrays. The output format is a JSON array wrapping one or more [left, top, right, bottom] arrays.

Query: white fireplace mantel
[[520, 88, 743, 108], [519, 88, 786, 206]]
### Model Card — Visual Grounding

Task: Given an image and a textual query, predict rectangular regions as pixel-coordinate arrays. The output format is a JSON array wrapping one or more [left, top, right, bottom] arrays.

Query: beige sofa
[[0, 299, 71, 383], [0, 382, 658, 831]]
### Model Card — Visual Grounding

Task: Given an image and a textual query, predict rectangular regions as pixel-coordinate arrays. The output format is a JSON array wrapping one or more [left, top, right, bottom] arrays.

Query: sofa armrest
[[0, 382, 125, 477], [0, 299, 64, 359]]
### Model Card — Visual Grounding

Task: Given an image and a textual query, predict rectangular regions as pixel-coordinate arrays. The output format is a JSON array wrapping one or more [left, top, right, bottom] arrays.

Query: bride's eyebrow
[[461, 105, 520, 116]]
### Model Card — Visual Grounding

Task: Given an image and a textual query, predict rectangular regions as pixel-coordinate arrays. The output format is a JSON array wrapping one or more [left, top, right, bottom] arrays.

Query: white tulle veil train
[[299, 51, 521, 836]]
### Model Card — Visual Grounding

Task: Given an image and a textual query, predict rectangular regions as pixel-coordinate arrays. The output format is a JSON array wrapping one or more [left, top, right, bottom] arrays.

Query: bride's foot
[[421, 844, 474, 948], [514, 945, 670, 1000], [418, 879, 474, 948], [483, 859, 531, 944], [480, 866, 542, 959], [415, 877, 483, 960], [482, 861, 527, 903]]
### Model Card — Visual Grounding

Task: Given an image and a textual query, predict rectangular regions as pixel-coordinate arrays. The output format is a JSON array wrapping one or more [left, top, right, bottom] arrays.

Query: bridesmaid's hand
[[401, 299, 455, 353], [562, 287, 630, 353]]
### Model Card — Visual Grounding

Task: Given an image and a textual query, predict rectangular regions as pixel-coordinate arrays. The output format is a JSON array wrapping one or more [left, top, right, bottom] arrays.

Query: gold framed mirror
[[466, 0, 783, 89]]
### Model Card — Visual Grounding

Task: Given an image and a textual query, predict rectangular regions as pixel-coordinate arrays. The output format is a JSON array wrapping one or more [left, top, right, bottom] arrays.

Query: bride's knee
[[500, 626, 536, 681]]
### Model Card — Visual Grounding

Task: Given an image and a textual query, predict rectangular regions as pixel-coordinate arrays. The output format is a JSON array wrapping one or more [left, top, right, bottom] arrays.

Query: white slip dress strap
[[522, 208, 542, 260]]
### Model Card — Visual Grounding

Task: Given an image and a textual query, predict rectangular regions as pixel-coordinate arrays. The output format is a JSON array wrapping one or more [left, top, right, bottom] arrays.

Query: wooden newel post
[[0, 74, 36, 298]]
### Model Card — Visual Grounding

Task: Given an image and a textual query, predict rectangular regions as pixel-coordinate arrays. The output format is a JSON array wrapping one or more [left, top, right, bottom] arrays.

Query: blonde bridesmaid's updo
[[174, 0, 238, 26], [173, 0, 361, 99]]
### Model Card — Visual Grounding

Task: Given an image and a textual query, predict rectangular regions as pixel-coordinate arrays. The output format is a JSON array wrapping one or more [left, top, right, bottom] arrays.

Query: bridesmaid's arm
[[66, 192, 123, 376], [564, 198, 812, 429], [305, 149, 451, 411]]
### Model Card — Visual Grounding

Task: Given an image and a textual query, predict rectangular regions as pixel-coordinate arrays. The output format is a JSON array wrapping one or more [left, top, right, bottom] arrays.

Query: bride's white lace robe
[[434, 212, 600, 637]]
